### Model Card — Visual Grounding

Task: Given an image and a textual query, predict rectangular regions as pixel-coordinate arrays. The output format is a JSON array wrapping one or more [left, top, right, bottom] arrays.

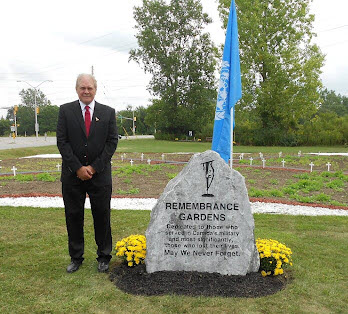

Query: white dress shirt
[[79, 99, 95, 122]]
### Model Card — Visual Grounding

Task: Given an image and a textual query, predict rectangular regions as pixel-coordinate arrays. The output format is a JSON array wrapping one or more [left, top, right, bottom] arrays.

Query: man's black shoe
[[98, 261, 109, 273], [66, 261, 81, 273]]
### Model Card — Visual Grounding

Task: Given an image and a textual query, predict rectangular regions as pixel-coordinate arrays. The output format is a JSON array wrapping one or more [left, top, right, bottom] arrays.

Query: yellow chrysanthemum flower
[[256, 238, 293, 276], [115, 234, 147, 267]]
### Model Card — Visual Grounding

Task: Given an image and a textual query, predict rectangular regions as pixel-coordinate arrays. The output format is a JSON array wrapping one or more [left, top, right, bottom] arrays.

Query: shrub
[[270, 179, 279, 185], [116, 187, 139, 195], [292, 194, 313, 203], [35, 173, 56, 182], [326, 179, 345, 191], [15, 174, 34, 182], [256, 238, 293, 277], [248, 188, 266, 198], [154, 133, 178, 141], [282, 187, 296, 195], [313, 193, 331, 202], [128, 188, 140, 194], [115, 235, 146, 267], [269, 189, 284, 197], [167, 173, 178, 179]]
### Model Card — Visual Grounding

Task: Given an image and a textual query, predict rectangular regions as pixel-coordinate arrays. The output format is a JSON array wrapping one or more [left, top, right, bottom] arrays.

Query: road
[[0, 135, 154, 150], [0, 136, 57, 150]]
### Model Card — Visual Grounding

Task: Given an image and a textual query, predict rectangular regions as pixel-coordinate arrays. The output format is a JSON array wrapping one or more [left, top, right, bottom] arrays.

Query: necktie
[[85, 106, 91, 137]]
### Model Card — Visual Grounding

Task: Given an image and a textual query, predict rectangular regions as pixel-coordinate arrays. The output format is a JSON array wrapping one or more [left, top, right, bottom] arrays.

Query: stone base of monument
[[109, 150, 290, 297], [146, 150, 260, 276], [109, 263, 289, 297]]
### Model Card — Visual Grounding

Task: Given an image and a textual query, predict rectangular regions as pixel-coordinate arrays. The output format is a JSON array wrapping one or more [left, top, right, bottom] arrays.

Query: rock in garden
[[146, 150, 260, 276]]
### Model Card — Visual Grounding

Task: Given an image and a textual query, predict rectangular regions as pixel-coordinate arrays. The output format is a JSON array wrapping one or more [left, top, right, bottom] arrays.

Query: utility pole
[[14, 105, 18, 137]]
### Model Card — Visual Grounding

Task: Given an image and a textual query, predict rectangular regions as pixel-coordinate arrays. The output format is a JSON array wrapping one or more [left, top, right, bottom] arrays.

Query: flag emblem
[[215, 61, 230, 121]]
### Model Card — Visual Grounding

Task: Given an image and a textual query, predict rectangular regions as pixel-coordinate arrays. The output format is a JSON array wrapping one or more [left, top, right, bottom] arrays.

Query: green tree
[[18, 88, 51, 109], [133, 106, 154, 135], [117, 106, 135, 136], [298, 112, 348, 145], [7, 88, 58, 136], [14, 106, 34, 136], [117, 106, 154, 136], [319, 88, 348, 117], [130, 0, 218, 136], [0, 118, 11, 136], [218, 0, 325, 145], [38, 105, 60, 134]]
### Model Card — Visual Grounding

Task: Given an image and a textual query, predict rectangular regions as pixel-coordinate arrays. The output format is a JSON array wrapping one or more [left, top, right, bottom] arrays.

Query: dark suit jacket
[[57, 100, 118, 186]]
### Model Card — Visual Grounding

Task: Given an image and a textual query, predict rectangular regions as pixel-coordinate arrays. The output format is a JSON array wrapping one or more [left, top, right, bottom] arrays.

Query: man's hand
[[86, 165, 96, 176], [76, 166, 93, 181]]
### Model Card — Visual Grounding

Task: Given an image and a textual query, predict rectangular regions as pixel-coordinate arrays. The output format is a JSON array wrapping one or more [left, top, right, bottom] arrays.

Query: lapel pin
[[96, 117, 99, 121]]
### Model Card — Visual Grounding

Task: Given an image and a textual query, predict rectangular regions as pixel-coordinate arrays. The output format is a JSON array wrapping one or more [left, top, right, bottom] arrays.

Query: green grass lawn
[[0, 206, 347, 313], [0, 138, 347, 159]]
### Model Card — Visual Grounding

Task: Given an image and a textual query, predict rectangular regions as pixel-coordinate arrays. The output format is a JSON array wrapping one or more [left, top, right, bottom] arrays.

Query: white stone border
[[0, 197, 347, 216]]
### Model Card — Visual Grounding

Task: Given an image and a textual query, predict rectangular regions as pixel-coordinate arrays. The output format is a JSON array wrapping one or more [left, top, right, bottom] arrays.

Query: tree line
[[2, 88, 59, 137], [128, 0, 347, 145], [2, 86, 345, 146], [2, 0, 347, 145]]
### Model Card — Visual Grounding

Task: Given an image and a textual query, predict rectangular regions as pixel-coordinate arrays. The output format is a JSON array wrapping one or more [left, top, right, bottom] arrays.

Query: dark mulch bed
[[109, 263, 289, 298]]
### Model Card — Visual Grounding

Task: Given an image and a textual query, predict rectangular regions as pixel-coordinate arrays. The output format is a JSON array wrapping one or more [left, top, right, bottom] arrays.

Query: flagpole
[[230, 107, 233, 169]]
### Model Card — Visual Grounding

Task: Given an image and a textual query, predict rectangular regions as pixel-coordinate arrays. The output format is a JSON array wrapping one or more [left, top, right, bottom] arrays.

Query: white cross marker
[[326, 162, 331, 172], [56, 164, 61, 171], [130, 159, 134, 166], [259, 152, 263, 159], [162, 154, 165, 161], [147, 159, 151, 165], [11, 166, 17, 176], [309, 162, 314, 173], [281, 159, 286, 167], [279, 152, 282, 158], [262, 159, 266, 168], [141, 153, 144, 161], [249, 157, 253, 166], [121, 155, 124, 162], [298, 151, 301, 157], [239, 154, 243, 160]]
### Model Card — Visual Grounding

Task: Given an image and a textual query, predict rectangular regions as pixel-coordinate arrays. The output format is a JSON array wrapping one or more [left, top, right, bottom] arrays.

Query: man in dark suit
[[57, 73, 118, 273]]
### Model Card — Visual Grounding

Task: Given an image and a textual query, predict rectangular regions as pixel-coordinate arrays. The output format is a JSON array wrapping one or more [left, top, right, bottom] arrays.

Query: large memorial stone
[[146, 150, 260, 276]]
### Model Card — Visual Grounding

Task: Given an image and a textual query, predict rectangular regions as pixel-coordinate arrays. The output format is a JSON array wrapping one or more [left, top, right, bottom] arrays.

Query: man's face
[[76, 76, 96, 105]]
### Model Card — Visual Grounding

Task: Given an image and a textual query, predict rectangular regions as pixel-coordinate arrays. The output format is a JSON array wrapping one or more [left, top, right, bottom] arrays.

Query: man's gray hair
[[76, 73, 97, 89]]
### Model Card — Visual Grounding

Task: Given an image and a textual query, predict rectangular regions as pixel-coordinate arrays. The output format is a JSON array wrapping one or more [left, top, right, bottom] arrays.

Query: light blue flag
[[212, 0, 242, 163]]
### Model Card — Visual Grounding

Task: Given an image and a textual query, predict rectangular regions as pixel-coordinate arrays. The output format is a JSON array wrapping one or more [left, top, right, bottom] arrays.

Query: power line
[[322, 39, 348, 48], [317, 25, 348, 33], [0, 36, 137, 77]]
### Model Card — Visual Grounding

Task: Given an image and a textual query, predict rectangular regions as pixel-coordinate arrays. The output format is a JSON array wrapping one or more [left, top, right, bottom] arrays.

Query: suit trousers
[[62, 181, 112, 263]]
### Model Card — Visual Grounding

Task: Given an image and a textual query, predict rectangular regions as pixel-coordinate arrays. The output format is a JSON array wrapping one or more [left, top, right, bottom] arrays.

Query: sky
[[1, 0, 347, 119]]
